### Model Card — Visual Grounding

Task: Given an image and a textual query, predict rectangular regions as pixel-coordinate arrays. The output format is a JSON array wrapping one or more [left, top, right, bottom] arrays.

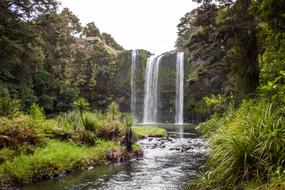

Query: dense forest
[[0, 0, 127, 114], [1, 0, 285, 189]]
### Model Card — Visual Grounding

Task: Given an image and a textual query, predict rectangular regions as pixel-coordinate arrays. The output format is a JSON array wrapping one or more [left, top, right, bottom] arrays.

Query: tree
[[180, 0, 260, 98], [83, 22, 101, 37], [123, 115, 134, 152], [0, 0, 58, 108], [101, 32, 124, 51], [73, 97, 89, 127]]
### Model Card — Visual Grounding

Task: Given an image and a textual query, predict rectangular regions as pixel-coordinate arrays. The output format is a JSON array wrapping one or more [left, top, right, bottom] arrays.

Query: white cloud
[[59, 0, 198, 54]]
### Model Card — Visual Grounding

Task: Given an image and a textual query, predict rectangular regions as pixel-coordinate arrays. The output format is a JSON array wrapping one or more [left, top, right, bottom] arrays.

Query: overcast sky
[[59, 0, 198, 54]]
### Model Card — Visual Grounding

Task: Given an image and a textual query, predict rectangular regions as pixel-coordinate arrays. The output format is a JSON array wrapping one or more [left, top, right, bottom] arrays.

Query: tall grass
[[0, 140, 118, 185], [0, 98, 21, 118], [186, 100, 285, 189]]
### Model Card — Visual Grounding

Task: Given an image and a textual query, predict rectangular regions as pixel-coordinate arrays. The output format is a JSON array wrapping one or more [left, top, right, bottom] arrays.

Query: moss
[[133, 126, 167, 138]]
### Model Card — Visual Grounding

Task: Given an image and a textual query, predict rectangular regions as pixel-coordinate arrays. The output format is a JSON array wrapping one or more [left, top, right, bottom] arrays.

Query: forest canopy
[[0, 0, 124, 113]]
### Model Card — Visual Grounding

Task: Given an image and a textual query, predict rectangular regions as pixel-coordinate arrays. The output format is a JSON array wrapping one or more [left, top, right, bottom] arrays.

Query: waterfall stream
[[175, 52, 184, 124], [141, 52, 184, 124], [143, 54, 164, 124], [131, 50, 138, 120]]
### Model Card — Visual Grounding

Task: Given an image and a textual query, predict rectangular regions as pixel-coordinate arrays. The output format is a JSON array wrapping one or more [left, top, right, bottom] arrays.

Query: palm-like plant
[[73, 98, 89, 128], [107, 101, 120, 120], [123, 114, 134, 152]]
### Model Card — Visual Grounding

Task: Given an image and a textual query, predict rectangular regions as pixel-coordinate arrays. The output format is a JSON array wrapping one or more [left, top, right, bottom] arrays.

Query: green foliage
[[0, 140, 105, 184], [28, 103, 45, 121], [123, 114, 134, 152], [0, 148, 16, 164], [191, 100, 285, 189], [133, 126, 167, 138], [0, 98, 21, 118], [0, 117, 46, 149], [96, 119, 122, 141], [132, 143, 143, 152], [101, 32, 124, 51], [73, 98, 89, 113], [123, 114, 134, 129], [260, 71, 285, 103], [73, 97, 90, 129], [82, 112, 98, 133], [72, 131, 97, 146], [107, 101, 121, 120], [204, 94, 226, 113], [0, 0, 124, 115]]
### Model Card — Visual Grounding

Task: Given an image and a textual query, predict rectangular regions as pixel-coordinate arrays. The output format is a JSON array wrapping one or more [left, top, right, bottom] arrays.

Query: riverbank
[[133, 126, 167, 138], [185, 100, 285, 190], [0, 99, 167, 189], [21, 127, 207, 190]]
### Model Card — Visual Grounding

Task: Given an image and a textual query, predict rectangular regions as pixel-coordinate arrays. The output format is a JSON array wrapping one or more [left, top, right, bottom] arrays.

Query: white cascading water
[[131, 50, 138, 120], [143, 54, 164, 124], [175, 52, 184, 124]]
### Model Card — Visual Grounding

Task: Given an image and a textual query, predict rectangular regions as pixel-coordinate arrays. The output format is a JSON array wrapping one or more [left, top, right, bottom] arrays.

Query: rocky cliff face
[[112, 50, 150, 121], [184, 48, 229, 123], [103, 47, 228, 124]]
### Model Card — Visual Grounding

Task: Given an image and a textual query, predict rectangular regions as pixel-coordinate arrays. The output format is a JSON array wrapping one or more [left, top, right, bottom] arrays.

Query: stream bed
[[23, 126, 207, 190]]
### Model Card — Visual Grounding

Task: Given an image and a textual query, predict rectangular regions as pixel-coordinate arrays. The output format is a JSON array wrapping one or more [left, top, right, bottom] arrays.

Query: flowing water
[[143, 55, 164, 124], [23, 126, 207, 190], [175, 52, 184, 124], [131, 50, 138, 121]]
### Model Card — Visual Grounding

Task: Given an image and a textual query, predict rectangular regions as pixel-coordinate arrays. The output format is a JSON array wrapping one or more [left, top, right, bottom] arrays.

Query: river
[[23, 125, 207, 190]]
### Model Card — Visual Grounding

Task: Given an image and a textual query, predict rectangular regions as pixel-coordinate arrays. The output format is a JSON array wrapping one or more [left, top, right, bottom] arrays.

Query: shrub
[[0, 117, 46, 149], [71, 131, 97, 145], [73, 97, 89, 129], [122, 114, 134, 152], [190, 100, 285, 189], [57, 111, 82, 131], [106, 101, 121, 120], [0, 148, 16, 164], [83, 112, 98, 133], [95, 140, 125, 162], [28, 103, 45, 121], [0, 98, 21, 118], [132, 143, 143, 157], [96, 119, 123, 141]]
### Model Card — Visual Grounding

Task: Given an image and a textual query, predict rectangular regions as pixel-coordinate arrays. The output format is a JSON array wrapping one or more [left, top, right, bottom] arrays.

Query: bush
[[123, 114, 134, 152], [28, 103, 45, 121], [71, 131, 97, 145], [96, 119, 123, 141], [106, 101, 121, 120], [189, 100, 285, 189], [0, 98, 21, 118], [83, 112, 98, 133], [0, 148, 16, 164], [0, 117, 46, 149], [57, 111, 82, 131]]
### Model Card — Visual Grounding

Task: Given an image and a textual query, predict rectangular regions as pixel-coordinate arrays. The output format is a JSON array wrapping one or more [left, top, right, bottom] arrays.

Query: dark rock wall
[[108, 48, 228, 124]]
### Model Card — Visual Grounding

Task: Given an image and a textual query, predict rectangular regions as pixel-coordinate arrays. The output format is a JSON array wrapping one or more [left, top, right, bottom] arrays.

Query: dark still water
[[23, 125, 207, 190]]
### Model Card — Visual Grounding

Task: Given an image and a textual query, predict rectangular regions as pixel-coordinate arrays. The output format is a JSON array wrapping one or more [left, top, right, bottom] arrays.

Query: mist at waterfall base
[[131, 50, 185, 125]]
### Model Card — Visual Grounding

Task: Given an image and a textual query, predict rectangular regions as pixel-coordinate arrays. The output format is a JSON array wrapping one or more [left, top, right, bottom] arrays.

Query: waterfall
[[143, 54, 164, 124], [131, 50, 138, 120], [175, 52, 184, 124]]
